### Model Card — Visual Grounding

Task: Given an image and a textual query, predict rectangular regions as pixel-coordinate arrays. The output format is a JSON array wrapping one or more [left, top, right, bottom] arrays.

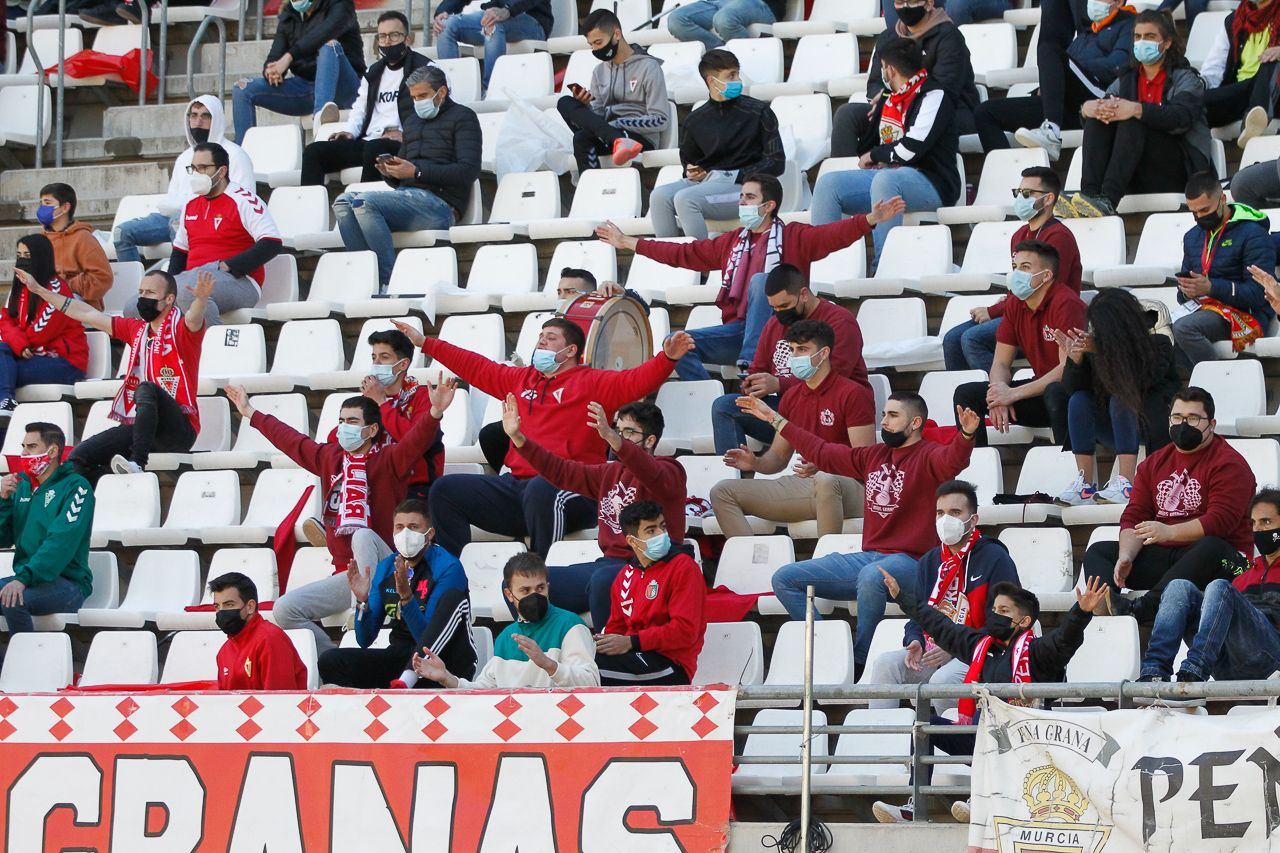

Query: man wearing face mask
[[1082, 387, 1255, 624], [595, 501, 706, 686], [713, 320, 875, 540], [35, 183, 111, 311], [333, 65, 481, 292], [211, 572, 309, 691], [0, 423, 94, 634], [318, 499, 476, 688], [556, 10, 669, 172], [1171, 171, 1276, 371], [225, 384, 454, 651], [167, 142, 284, 326], [952, 241, 1083, 446]]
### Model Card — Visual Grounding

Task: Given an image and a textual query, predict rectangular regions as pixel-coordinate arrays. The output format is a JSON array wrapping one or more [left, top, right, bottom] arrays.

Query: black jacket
[[680, 95, 784, 182], [394, 97, 482, 217], [266, 0, 365, 81], [866, 22, 980, 117], [355, 51, 433, 140], [436, 0, 554, 38], [1060, 333, 1179, 454], [858, 77, 961, 205]]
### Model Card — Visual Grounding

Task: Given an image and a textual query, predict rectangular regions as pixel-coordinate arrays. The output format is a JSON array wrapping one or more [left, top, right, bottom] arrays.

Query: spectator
[[36, 183, 111, 311], [3, 235, 89, 413], [1139, 488, 1280, 684], [211, 572, 309, 690], [667, 0, 785, 50], [300, 12, 433, 187], [557, 9, 669, 172], [503, 396, 686, 631], [0, 422, 93, 634], [866, 480, 1019, 714], [812, 38, 961, 270], [1055, 288, 1179, 506], [840, 0, 980, 150], [334, 65, 481, 292], [1170, 171, 1275, 371], [871, 573, 1107, 824], [646, 49, 783, 239], [713, 264, 871, 455], [712, 319, 875, 538], [23, 270, 210, 484], [978, 0, 1136, 158], [413, 552, 600, 688], [231, 0, 365, 144], [556, 267, 599, 301], [1200, 0, 1280, 147], [943, 168, 1083, 372], [595, 501, 707, 686], [1231, 156, 1280, 214], [113, 97, 255, 265], [952, 241, 1083, 446], [1081, 387, 1255, 623], [433, 0, 552, 90], [318, 499, 476, 688], [598, 176, 904, 380], [1059, 11, 1211, 218], [391, 319, 694, 558], [741, 392, 980, 673], [168, 142, 284, 326], [224, 381, 452, 652]]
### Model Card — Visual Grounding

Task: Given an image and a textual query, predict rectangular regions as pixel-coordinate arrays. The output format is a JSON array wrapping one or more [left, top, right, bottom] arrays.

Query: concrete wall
[[729, 821, 966, 851]]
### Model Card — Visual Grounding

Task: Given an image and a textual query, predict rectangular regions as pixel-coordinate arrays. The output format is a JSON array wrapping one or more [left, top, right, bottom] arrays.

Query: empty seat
[[90, 473, 161, 547], [268, 185, 330, 248], [79, 550, 202, 628], [0, 402, 73, 456], [980, 446, 1079, 524], [156, 549, 281, 632], [200, 470, 320, 545], [266, 250, 379, 320], [198, 323, 269, 391], [751, 33, 858, 98], [120, 470, 242, 547], [695, 621, 765, 685], [80, 631, 160, 686], [1062, 216, 1127, 274], [344, 248, 458, 318], [919, 220, 1021, 293], [713, 535, 799, 616], [194, 392, 310, 470], [679, 455, 737, 505], [161, 631, 225, 682], [765, 620, 857, 693], [485, 52, 555, 103], [655, 381, 725, 453], [0, 633, 73, 691], [770, 93, 834, 170], [527, 169, 643, 240], [1188, 360, 1265, 434], [733, 709, 828, 790], [505, 240, 620, 312], [286, 629, 320, 689], [460, 542, 528, 621], [958, 22, 1018, 83], [998, 528, 1077, 610], [450, 171, 561, 242], [937, 148, 1049, 225], [830, 226, 954, 299], [1092, 213, 1193, 288], [1066, 616, 1140, 683], [243, 124, 303, 183], [248, 319, 347, 393], [436, 243, 539, 314], [856, 618, 909, 685], [859, 297, 941, 370], [724, 37, 784, 85], [811, 708, 914, 788]]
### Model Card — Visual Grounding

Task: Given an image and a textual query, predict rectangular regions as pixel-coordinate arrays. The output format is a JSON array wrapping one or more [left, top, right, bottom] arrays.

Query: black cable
[[760, 819, 833, 853]]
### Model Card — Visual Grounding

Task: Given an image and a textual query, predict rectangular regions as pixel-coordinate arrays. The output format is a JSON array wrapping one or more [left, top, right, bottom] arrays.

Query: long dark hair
[[1133, 10, 1186, 68], [9, 234, 56, 325], [1086, 288, 1158, 416]]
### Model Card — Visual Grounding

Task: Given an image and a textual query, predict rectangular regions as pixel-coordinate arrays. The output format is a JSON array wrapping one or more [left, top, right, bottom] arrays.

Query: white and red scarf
[[110, 308, 197, 424], [335, 452, 371, 534], [957, 630, 1032, 724], [722, 219, 783, 322], [925, 527, 981, 648], [878, 69, 928, 145], [361, 379, 420, 456]]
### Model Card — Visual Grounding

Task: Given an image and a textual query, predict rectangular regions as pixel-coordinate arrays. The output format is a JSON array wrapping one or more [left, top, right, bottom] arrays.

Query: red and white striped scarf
[[111, 308, 197, 424], [958, 630, 1032, 724], [336, 452, 371, 534], [925, 526, 981, 649], [878, 69, 928, 144]]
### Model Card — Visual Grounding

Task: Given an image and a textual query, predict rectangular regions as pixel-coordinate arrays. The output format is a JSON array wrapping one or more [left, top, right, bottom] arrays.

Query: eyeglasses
[[1011, 188, 1047, 199], [185, 164, 218, 174], [186, 111, 213, 122], [617, 426, 646, 440], [375, 31, 407, 44], [1169, 414, 1207, 427]]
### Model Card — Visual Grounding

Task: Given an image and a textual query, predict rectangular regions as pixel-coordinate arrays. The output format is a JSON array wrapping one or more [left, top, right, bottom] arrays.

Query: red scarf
[[957, 630, 1032, 724], [1231, 0, 1280, 56], [335, 452, 371, 534], [389, 376, 421, 416], [879, 70, 928, 145], [925, 527, 981, 648], [111, 308, 197, 424]]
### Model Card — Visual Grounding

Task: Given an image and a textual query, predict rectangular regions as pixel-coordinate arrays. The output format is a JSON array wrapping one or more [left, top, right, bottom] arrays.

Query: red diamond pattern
[[114, 720, 138, 741], [364, 719, 388, 741], [0, 697, 17, 717], [115, 697, 139, 718], [425, 696, 450, 717], [50, 697, 74, 718], [297, 696, 321, 717], [691, 715, 718, 740], [495, 696, 522, 717], [366, 695, 390, 717], [0, 720, 15, 740], [296, 719, 320, 741], [239, 696, 264, 717], [556, 718, 584, 741], [693, 692, 719, 714], [630, 694, 658, 715], [557, 695, 585, 716], [171, 696, 198, 718], [628, 717, 658, 740], [493, 719, 521, 742], [422, 719, 448, 742], [48, 720, 72, 741], [170, 719, 196, 741], [236, 720, 262, 741]]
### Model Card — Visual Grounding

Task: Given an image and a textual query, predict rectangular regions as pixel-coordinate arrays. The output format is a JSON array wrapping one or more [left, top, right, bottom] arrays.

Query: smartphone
[[568, 83, 585, 95], [376, 153, 394, 163]]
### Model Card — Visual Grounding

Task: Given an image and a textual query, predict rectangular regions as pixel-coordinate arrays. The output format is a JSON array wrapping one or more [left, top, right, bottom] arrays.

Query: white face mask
[[936, 513, 972, 546], [394, 527, 429, 558], [189, 169, 215, 196]]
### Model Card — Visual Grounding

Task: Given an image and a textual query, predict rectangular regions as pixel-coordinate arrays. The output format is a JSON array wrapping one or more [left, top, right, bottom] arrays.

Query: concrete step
[[0, 161, 170, 206], [102, 98, 307, 140], [60, 134, 188, 165]]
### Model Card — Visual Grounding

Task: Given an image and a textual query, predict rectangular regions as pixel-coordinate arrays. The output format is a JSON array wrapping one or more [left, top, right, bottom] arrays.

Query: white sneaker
[[872, 799, 914, 823], [315, 100, 340, 128], [1096, 474, 1133, 505], [1054, 470, 1098, 506], [110, 454, 143, 475], [1014, 121, 1063, 161], [951, 799, 971, 823], [301, 517, 327, 548], [1239, 105, 1269, 150]]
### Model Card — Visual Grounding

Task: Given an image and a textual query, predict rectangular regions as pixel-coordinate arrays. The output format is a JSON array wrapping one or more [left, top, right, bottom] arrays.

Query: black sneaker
[[0, 399, 17, 418], [116, 1, 141, 22], [1175, 670, 1204, 683], [77, 3, 126, 24], [1136, 674, 1166, 683]]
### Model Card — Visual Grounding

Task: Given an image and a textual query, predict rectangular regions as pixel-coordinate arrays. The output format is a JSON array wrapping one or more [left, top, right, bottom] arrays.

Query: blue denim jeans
[[668, 0, 777, 50], [231, 42, 361, 144], [113, 211, 175, 264], [712, 391, 779, 454], [0, 575, 85, 633], [1142, 578, 1280, 680], [674, 271, 771, 380], [436, 10, 548, 89], [942, 317, 1001, 372], [548, 556, 629, 631], [771, 550, 919, 663], [1067, 389, 1139, 456], [0, 344, 85, 400], [810, 167, 943, 270], [334, 186, 457, 289]]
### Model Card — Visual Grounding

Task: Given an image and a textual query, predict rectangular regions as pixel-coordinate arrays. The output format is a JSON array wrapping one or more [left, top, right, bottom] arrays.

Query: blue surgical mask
[[639, 532, 670, 561], [1086, 0, 1111, 20], [1009, 268, 1048, 301], [336, 423, 368, 452], [1012, 193, 1040, 222], [789, 350, 824, 381], [531, 347, 563, 374], [291, 0, 311, 11], [1133, 40, 1163, 64], [739, 203, 765, 230], [36, 204, 57, 227], [414, 95, 440, 120], [719, 78, 743, 99], [370, 361, 402, 387]]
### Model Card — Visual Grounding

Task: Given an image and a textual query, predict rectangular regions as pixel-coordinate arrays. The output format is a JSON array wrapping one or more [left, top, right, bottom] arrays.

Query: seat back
[[200, 323, 268, 378], [267, 185, 329, 239], [161, 631, 224, 683], [240, 470, 320, 530], [1131, 212, 1194, 267], [0, 633, 73, 692], [1227, 438, 1280, 489], [80, 631, 159, 686], [713, 535, 796, 595], [271, 319, 345, 376], [1066, 616, 1140, 682], [724, 37, 784, 84], [788, 33, 858, 85], [1062, 216, 1127, 271], [567, 168, 642, 220], [167, 469, 242, 529], [767, 621, 856, 687], [544, 241, 618, 293], [119, 550, 202, 612], [1, 402, 73, 455], [959, 221, 1021, 274], [489, 171, 562, 223], [736, 709, 828, 778], [92, 473, 161, 536], [695, 621, 765, 685], [1188, 360, 1266, 433], [972, 148, 1050, 209], [467, 243, 539, 296], [874, 227, 952, 279], [858, 297, 928, 345], [232, 393, 310, 453], [388, 247, 458, 296], [958, 23, 1017, 76], [487, 52, 555, 99], [242, 124, 303, 179], [309, 250, 379, 303], [917, 370, 987, 427], [999, 527, 1075, 593]]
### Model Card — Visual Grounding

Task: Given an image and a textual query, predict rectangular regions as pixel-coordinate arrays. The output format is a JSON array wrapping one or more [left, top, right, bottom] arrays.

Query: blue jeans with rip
[[0, 344, 85, 400], [231, 41, 361, 144], [334, 186, 456, 289], [942, 317, 1001, 372], [1142, 578, 1280, 680], [712, 392, 780, 454], [0, 576, 85, 634], [436, 10, 548, 89], [771, 550, 919, 664], [668, 0, 777, 50], [810, 167, 943, 270], [673, 271, 771, 380], [113, 211, 175, 264]]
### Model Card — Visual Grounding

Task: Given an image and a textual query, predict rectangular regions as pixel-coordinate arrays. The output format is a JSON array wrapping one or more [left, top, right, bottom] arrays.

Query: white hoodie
[[158, 95, 256, 218]]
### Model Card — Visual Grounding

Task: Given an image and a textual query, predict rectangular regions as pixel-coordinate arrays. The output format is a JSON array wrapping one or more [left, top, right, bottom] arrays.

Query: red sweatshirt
[[605, 548, 706, 680], [516, 436, 687, 559], [0, 276, 89, 372], [324, 382, 443, 487], [750, 298, 869, 396], [422, 337, 677, 479], [1121, 435, 1255, 554], [251, 407, 441, 568], [778, 370, 875, 440], [780, 424, 975, 557], [635, 218, 874, 324], [216, 613, 308, 690], [987, 218, 1083, 319]]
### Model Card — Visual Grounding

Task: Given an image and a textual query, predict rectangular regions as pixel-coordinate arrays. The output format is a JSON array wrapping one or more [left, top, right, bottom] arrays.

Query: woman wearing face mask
[[2, 235, 89, 414]]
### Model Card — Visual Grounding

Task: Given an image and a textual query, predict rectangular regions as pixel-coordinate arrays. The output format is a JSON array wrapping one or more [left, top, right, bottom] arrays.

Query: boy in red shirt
[[212, 571, 308, 691], [596, 501, 706, 685]]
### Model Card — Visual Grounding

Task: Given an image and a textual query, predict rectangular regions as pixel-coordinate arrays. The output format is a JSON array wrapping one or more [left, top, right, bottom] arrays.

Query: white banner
[[969, 696, 1280, 852]]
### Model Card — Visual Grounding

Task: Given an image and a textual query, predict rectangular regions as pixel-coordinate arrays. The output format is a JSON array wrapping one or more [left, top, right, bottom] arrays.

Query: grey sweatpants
[[175, 261, 261, 325], [648, 172, 742, 239], [866, 648, 969, 713], [273, 528, 392, 652]]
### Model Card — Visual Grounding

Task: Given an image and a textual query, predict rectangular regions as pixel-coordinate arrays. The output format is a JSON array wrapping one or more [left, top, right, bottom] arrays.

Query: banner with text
[[969, 696, 1280, 853], [0, 686, 733, 852]]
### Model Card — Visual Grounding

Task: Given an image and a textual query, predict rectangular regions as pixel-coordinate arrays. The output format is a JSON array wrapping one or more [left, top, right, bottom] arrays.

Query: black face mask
[[591, 37, 620, 62], [136, 296, 164, 322], [773, 305, 803, 326], [379, 42, 408, 67], [215, 607, 248, 636], [1195, 205, 1225, 232], [13, 258, 33, 277], [1169, 422, 1205, 452], [516, 591, 549, 623], [881, 425, 911, 448], [1256, 529, 1280, 557], [189, 126, 210, 144], [897, 4, 928, 25], [985, 613, 1022, 642]]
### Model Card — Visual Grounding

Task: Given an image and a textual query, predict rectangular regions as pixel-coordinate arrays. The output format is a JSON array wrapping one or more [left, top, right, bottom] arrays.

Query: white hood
[[159, 96, 256, 217], [183, 94, 230, 147]]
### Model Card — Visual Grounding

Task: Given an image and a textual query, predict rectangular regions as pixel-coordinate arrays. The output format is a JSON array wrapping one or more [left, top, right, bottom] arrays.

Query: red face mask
[[20, 449, 52, 479]]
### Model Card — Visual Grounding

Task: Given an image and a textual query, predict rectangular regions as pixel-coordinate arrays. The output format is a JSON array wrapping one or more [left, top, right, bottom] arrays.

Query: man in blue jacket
[[317, 499, 477, 688], [1173, 171, 1277, 371], [865, 480, 1019, 714]]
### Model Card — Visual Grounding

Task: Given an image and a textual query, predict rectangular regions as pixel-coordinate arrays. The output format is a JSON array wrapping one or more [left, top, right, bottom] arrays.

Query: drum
[[560, 294, 653, 371]]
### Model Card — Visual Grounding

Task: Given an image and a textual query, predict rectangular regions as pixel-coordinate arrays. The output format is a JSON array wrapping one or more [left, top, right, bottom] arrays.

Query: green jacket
[[0, 463, 94, 596]]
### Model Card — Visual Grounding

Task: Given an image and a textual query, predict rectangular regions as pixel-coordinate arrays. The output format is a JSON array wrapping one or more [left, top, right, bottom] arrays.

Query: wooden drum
[[559, 294, 653, 371]]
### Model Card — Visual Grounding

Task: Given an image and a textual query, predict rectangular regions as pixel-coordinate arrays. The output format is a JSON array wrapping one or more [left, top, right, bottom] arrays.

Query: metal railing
[[185, 12, 228, 101]]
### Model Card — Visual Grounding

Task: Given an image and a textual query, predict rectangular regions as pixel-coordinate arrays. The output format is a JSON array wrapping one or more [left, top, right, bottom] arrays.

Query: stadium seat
[[156, 549, 281, 631], [998, 528, 1076, 610], [810, 240, 868, 290], [433, 56, 483, 105], [0, 402, 73, 456], [221, 254, 299, 324], [285, 548, 347, 628], [0, 85, 52, 149], [286, 629, 320, 689], [979, 446, 1079, 524], [829, 226, 953, 299], [425, 314, 506, 383], [713, 535, 801, 615], [983, 23, 1041, 90], [1066, 616, 1140, 683], [919, 220, 1021, 293], [450, 171, 561, 243], [310, 317, 427, 391], [558, 48, 599, 92], [546, 539, 605, 568], [959, 22, 1018, 84], [15, 330, 112, 402], [268, 250, 379, 320], [695, 621, 765, 686], [770, 93, 834, 170], [120, 470, 241, 547], [197, 323, 269, 391], [484, 52, 555, 105], [249, 319, 348, 393], [937, 148, 1049, 225], [622, 238, 701, 302], [343, 249, 459, 318], [194, 392, 309, 470], [811, 708, 914, 788], [528, 169, 643, 240], [655, 381, 724, 453], [649, 40, 707, 104], [90, 472, 161, 547], [200, 470, 320, 545], [917, 370, 988, 428], [679, 456, 737, 510], [161, 631, 224, 682], [104, 260, 144, 315], [724, 37, 784, 87], [0, 633, 73, 692], [732, 709, 828, 789], [507, 241, 620, 313], [104, 194, 172, 261], [858, 297, 942, 371], [772, 0, 859, 37], [1062, 216, 1127, 275], [472, 625, 495, 670], [1092, 212, 1194, 288], [1188, 360, 1265, 434], [1227, 438, 1280, 489], [461, 542, 527, 622], [79, 550, 202, 628], [855, 619, 909, 686], [1241, 134, 1280, 170], [341, 628, 392, 649], [149, 396, 233, 469], [1186, 11, 1231, 70], [751, 33, 859, 99], [764, 620, 857, 701], [80, 631, 160, 686], [431, 243, 538, 314], [960, 447, 1005, 506], [1, 551, 117, 632], [268, 186, 330, 249], [244, 124, 304, 184]]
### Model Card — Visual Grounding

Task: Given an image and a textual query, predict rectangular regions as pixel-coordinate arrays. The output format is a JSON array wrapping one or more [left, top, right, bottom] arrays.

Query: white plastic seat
[[810, 240, 867, 290], [343, 249, 458, 318], [812, 708, 914, 788], [998, 528, 1076, 610], [919, 220, 1021, 293], [268, 185, 330, 248], [830, 226, 953, 299], [958, 22, 1018, 84], [156, 549, 281, 631], [434, 56, 483, 105], [654, 381, 724, 454], [485, 51, 555, 104], [268, 250, 379, 320], [148, 396, 233, 469], [732, 709, 828, 789], [310, 317, 426, 390], [750, 33, 858, 98], [771, 0, 859, 37], [636, 238, 712, 305], [528, 169, 643, 240], [103, 193, 172, 261], [858, 297, 941, 370], [724, 37, 783, 85], [79, 550, 202, 628], [421, 314, 507, 385], [0, 85, 52, 148], [958, 447, 1005, 507], [1093, 212, 1194, 288], [461, 542, 528, 621], [678, 455, 737, 506], [545, 539, 605, 567], [80, 631, 159, 686], [103, 260, 145, 315], [1188, 360, 1265, 434], [713, 535, 799, 615], [200, 470, 320, 545], [161, 631, 225, 682], [695, 621, 765, 686], [504, 241, 620, 312], [433, 243, 539, 314], [917, 370, 988, 428], [980, 447, 1080, 524], [15, 330, 112, 402], [1227, 438, 1280, 488], [285, 547, 348, 628], [120, 470, 241, 547], [253, 319, 348, 393], [243, 124, 303, 184], [936, 148, 1049, 225], [1062, 216, 1127, 275], [0, 402, 73, 456], [769, 93, 833, 170], [193, 392, 309, 470], [856, 618, 908, 685], [341, 628, 393, 649], [1066, 616, 1140, 682], [197, 323, 268, 391], [0, 551, 115, 632], [1186, 10, 1231, 70], [90, 472, 161, 547], [0, 633, 72, 691], [285, 629, 320, 689], [648, 39, 707, 104], [984, 23, 1041, 89], [764, 620, 857, 698], [451, 171, 562, 242]]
